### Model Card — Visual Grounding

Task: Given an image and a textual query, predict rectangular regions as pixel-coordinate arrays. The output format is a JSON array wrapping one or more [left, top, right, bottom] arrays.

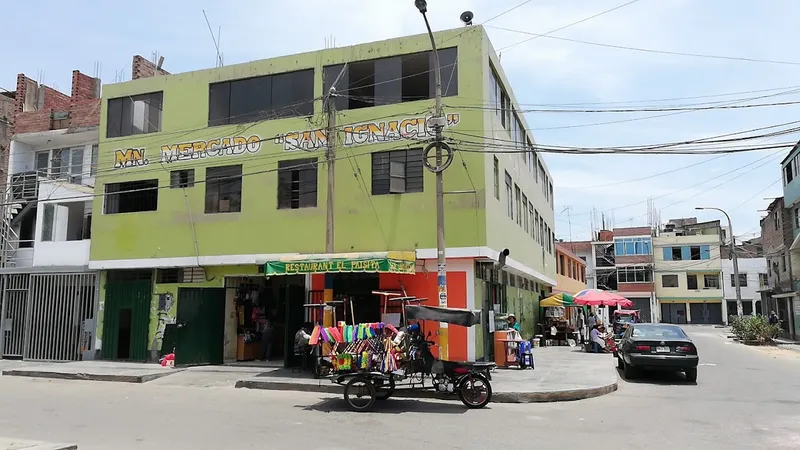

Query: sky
[[3, 0, 799, 241]]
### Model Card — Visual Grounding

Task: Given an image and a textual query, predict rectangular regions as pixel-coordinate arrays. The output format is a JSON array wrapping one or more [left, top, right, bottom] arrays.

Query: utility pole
[[325, 87, 336, 254], [696, 207, 743, 318], [415, 0, 454, 360]]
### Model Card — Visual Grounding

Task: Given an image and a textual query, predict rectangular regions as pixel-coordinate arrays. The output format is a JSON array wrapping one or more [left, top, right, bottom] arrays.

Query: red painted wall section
[[380, 272, 468, 361]]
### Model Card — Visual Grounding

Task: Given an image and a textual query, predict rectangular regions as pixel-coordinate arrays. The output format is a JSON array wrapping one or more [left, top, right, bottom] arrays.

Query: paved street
[[0, 325, 798, 449]]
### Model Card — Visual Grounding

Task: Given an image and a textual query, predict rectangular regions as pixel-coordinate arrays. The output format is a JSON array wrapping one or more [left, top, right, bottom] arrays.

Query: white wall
[[721, 257, 767, 301], [7, 140, 34, 179]]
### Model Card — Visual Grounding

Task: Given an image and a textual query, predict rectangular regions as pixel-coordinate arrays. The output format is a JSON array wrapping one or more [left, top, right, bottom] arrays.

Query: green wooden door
[[175, 288, 226, 366], [101, 280, 151, 361]]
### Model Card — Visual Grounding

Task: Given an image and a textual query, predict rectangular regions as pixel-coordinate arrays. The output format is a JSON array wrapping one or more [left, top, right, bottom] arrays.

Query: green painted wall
[[91, 28, 490, 262], [506, 286, 540, 339]]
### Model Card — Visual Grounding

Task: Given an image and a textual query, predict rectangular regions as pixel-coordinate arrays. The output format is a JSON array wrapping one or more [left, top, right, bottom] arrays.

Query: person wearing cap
[[507, 314, 521, 332]]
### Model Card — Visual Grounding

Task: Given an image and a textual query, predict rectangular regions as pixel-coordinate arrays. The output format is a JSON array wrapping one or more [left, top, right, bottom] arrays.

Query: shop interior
[[226, 275, 305, 367]]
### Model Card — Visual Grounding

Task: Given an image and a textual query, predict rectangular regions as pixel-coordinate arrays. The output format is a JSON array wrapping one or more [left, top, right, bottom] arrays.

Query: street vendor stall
[[540, 293, 585, 345], [311, 299, 495, 412]]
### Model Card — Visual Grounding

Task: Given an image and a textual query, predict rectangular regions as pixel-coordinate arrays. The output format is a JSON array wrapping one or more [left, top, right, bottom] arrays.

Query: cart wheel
[[344, 376, 376, 412], [457, 374, 492, 409], [375, 377, 395, 400]]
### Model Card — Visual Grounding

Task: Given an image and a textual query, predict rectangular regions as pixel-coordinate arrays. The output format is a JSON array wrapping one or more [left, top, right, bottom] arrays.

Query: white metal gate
[[0, 274, 29, 358], [1, 272, 97, 361]]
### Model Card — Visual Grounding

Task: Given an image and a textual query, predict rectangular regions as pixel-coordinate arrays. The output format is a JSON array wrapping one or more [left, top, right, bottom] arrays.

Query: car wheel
[[622, 360, 636, 379], [685, 368, 698, 382], [617, 356, 624, 369]]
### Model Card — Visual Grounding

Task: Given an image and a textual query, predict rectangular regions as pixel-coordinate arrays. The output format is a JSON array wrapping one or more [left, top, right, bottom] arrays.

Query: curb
[[234, 378, 618, 403], [1, 368, 183, 384]]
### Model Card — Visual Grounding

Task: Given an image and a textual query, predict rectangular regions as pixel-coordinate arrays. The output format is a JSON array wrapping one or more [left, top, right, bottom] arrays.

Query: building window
[[205, 165, 242, 213], [661, 274, 679, 288], [759, 273, 768, 288], [614, 237, 652, 256], [208, 69, 314, 126], [617, 266, 652, 283], [90, 145, 98, 177], [106, 92, 163, 138], [528, 202, 534, 238], [170, 169, 195, 189], [371, 149, 423, 195], [278, 158, 318, 209], [703, 274, 720, 289], [41, 204, 55, 242], [794, 207, 800, 230], [104, 180, 159, 214], [785, 162, 794, 185], [663, 245, 710, 261], [325, 47, 457, 111], [548, 181, 554, 205], [534, 210, 540, 243], [514, 185, 522, 226], [493, 156, 499, 200], [505, 172, 513, 219], [687, 274, 698, 290], [730, 273, 748, 287], [521, 194, 529, 232], [774, 211, 780, 231]]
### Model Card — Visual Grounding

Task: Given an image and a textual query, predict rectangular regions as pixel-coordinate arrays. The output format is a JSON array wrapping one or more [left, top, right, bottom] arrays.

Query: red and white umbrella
[[573, 289, 634, 307]]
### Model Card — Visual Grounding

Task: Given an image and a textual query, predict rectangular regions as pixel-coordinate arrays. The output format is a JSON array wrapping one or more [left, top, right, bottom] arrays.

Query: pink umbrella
[[573, 289, 634, 307]]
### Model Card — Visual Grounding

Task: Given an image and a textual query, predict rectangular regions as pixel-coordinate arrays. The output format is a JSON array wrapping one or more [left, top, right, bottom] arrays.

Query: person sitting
[[590, 325, 606, 353], [507, 314, 521, 332], [294, 322, 313, 368]]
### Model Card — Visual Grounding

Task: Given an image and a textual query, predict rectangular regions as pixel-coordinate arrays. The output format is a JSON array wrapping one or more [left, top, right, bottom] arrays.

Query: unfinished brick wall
[[71, 70, 98, 100], [11, 70, 101, 135], [132, 55, 169, 80]]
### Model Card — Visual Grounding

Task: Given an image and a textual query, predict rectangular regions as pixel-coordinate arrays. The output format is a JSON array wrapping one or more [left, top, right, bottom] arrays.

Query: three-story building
[[0, 69, 101, 361], [89, 27, 557, 366], [654, 219, 725, 324]]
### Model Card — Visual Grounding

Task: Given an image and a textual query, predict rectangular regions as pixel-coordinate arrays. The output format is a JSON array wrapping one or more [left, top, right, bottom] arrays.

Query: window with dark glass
[[505, 172, 513, 218], [208, 69, 314, 126], [324, 47, 458, 111], [106, 92, 163, 138], [205, 165, 242, 213], [371, 149, 423, 195], [104, 180, 159, 214], [170, 169, 195, 189], [278, 158, 318, 209], [493, 156, 499, 200]]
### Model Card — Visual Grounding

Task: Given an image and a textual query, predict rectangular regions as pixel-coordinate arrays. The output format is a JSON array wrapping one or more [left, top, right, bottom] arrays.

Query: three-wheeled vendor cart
[[311, 298, 495, 412]]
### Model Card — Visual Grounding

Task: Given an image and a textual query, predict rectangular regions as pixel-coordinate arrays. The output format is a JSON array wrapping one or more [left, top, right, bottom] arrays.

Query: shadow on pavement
[[297, 397, 473, 415], [616, 367, 698, 386]]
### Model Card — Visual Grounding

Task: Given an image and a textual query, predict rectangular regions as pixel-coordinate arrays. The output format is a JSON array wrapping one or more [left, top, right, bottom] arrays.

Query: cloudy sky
[[4, 0, 799, 241]]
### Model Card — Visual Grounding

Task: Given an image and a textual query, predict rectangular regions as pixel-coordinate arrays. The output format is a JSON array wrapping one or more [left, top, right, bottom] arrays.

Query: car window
[[632, 326, 687, 339]]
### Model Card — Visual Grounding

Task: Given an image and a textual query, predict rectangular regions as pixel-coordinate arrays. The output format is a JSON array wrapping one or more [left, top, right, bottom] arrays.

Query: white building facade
[[721, 257, 767, 317]]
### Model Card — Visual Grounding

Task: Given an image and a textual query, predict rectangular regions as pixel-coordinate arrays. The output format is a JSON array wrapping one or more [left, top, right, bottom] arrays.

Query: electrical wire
[[488, 25, 800, 67], [450, 99, 800, 113], [496, 0, 643, 53]]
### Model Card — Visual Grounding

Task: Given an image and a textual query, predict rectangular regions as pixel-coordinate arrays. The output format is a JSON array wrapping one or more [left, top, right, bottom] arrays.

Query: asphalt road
[[0, 325, 798, 450]]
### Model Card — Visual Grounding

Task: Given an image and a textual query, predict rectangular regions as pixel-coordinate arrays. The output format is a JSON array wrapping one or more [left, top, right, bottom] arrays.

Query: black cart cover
[[405, 305, 482, 327]]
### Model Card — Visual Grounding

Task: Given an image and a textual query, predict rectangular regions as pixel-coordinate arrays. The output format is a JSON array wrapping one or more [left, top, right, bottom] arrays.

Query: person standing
[[260, 317, 274, 361], [577, 308, 586, 343]]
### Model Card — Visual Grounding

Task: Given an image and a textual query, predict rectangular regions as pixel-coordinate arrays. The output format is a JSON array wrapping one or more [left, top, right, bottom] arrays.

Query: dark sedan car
[[616, 323, 699, 382]]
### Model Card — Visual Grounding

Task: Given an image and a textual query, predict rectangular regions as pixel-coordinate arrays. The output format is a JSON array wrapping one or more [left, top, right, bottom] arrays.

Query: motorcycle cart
[[612, 309, 640, 338], [317, 301, 495, 412]]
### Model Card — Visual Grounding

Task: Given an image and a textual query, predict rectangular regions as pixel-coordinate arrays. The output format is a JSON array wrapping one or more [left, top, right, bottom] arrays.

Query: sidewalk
[[1, 361, 181, 383], [0, 437, 76, 449], [236, 346, 618, 403]]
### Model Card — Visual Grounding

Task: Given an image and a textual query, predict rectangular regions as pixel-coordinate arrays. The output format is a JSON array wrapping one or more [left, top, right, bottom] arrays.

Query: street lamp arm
[[695, 205, 742, 318]]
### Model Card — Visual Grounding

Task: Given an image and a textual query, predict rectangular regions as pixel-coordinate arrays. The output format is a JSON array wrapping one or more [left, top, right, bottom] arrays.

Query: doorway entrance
[[172, 287, 226, 366], [661, 303, 687, 324], [101, 271, 151, 361]]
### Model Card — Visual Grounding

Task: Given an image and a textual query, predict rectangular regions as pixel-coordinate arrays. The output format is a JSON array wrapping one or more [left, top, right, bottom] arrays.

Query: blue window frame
[[662, 244, 711, 261], [614, 237, 652, 256]]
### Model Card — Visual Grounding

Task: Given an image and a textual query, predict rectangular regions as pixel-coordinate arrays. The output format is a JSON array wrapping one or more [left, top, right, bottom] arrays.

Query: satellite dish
[[460, 11, 474, 26]]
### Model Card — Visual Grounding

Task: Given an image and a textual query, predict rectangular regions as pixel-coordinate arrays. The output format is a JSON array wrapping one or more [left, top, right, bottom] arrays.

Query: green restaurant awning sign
[[264, 251, 416, 275]]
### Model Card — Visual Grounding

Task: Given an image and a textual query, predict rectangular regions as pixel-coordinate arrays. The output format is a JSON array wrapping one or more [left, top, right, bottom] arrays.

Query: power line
[[450, 99, 800, 113], [497, 0, 643, 53], [488, 25, 800, 67]]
